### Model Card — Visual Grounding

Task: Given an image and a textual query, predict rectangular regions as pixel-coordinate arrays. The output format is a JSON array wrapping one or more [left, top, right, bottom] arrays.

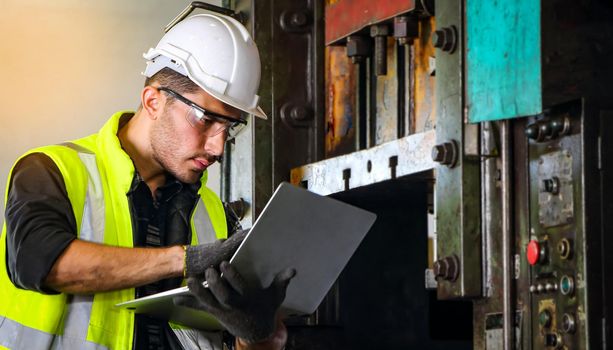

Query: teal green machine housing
[[466, 0, 542, 123]]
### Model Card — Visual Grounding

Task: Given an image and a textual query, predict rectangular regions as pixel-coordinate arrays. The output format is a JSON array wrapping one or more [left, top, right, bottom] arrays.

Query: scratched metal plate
[[537, 150, 574, 228]]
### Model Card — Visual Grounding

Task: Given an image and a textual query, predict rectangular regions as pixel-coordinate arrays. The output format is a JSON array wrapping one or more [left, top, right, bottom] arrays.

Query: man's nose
[[203, 131, 226, 159]]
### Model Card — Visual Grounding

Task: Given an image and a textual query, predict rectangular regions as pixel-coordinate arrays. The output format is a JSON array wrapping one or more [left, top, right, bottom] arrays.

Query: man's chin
[[173, 169, 204, 184]]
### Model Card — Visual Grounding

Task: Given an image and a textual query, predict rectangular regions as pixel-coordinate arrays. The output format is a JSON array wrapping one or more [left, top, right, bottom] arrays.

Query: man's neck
[[117, 111, 166, 196]]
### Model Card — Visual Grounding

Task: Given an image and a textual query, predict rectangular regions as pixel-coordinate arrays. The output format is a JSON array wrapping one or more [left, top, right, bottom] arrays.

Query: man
[[0, 12, 293, 350]]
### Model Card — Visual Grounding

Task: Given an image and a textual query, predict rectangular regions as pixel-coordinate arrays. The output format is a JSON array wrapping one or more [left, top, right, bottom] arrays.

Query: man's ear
[[141, 86, 163, 120]]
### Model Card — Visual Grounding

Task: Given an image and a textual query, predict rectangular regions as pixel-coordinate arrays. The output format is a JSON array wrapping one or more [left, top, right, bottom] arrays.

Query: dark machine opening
[[286, 178, 473, 350]]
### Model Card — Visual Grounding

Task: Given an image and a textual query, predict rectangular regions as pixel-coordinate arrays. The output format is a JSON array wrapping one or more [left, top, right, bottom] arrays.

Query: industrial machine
[[216, 0, 613, 348]]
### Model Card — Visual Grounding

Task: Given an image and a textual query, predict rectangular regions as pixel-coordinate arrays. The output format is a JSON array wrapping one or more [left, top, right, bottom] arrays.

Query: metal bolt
[[290, 12, 308, 27], [433, 255, 460, 282], [280, 10, 310, 32], [393, 16, 418, 45], [370, 24, 390, 37], [280, 103, 313, 128], [431, 144, 446, 162], [370, 24, 390, 75], [432, 30, 445, 48], [431, 140, 459, 167], [290, 106, 312, 121], [346, 35, 371, 64], [432, 26, 458, 53]]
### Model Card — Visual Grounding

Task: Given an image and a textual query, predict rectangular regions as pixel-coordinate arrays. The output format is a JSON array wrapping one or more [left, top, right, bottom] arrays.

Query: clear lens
[[185, 106, 247, 140], [185, 107, 206, 130], [185, 107, 226, 136]]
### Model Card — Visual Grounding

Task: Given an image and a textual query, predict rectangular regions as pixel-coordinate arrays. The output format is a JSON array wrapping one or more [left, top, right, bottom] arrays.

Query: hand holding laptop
[[174, 261, 296, 343], [185, 230, 247, 277], [116, 183, 376, 333]]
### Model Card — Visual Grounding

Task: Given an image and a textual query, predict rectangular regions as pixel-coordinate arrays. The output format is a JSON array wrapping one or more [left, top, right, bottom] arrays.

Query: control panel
[[526, 104, 586, 349]]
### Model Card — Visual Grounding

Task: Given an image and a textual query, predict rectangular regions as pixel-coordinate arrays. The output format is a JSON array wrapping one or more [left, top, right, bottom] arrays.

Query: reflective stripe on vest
[[192, 198, 218, 244], [0, 141, 222, 349], [61, 143, 220, 348], [1, 113, 227, 349], [0, 146, 107, 349], [171, 329, 223, 350], [0, 316, 106, 350]]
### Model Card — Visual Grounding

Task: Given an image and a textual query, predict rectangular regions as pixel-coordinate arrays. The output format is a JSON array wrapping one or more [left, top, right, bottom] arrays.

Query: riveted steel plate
[[291, 130, 435, 196]]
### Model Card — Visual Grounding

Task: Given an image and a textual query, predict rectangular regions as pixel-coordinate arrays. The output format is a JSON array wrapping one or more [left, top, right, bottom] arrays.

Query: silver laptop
[[116, 182, 377, 330]]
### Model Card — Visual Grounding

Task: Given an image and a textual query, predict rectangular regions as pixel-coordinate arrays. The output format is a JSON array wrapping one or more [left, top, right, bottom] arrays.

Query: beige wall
[[0, 1, 223, 225]]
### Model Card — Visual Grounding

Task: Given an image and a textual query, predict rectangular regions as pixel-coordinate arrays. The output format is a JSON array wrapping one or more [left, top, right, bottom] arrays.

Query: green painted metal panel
[[466, 0, 542, 123]]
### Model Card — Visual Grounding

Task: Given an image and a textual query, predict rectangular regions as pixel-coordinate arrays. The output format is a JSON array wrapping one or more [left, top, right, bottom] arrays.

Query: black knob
[[540, 122, 552, 139], [545, 333, 562, 348], [542, 176, 560, 195], [550, 119, 564, 137], [525, 123, 542, 141]]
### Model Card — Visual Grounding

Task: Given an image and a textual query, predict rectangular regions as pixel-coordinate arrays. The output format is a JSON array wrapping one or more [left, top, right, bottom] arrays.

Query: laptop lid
[[116, 182, 376, 326]]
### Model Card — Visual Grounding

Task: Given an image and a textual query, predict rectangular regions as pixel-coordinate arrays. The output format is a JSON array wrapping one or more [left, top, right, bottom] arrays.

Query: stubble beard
[[150, 109, 204, 184]]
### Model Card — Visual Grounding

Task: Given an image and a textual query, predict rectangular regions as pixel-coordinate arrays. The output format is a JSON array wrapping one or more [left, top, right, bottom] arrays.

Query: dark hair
[[144, 67, 200, 104]]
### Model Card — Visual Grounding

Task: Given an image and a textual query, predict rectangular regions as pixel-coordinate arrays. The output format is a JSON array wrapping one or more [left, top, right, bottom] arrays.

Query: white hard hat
[[143, 13, 267, 119]]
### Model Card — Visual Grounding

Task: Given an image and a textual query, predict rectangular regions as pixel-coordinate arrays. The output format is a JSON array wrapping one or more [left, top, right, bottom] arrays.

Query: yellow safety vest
[[0, 112, 228, 349]]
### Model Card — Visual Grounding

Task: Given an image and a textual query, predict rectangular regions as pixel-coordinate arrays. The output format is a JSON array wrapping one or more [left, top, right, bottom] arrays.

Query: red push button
[[527, 240, 541, 265]]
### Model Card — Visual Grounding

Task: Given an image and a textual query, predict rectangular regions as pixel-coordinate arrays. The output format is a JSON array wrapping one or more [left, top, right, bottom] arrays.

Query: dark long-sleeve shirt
[[4, 152, 238, 349]]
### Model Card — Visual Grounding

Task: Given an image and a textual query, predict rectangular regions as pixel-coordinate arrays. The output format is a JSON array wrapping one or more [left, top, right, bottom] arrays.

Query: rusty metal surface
[[291, 130, 435, 196], [374, 37, 398, 145], [325, 46, 357, 158], [433, 0, 482, 299], [473, 121, 507, 350], [324, 0, 415, 45], [412, 16, 436, 134]]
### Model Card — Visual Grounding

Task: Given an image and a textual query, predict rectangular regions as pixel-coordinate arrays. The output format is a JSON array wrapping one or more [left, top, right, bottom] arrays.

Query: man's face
[[150, 88, 242, 184]]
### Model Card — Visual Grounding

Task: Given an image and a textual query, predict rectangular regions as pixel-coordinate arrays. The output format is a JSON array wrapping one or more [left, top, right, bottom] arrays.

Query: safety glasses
[[157, 87, 247, 140]]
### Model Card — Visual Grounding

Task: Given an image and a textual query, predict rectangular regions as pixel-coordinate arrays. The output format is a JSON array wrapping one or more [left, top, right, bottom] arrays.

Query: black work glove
[[174, 261, 296, 344], [185, 230, 247, 277]]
